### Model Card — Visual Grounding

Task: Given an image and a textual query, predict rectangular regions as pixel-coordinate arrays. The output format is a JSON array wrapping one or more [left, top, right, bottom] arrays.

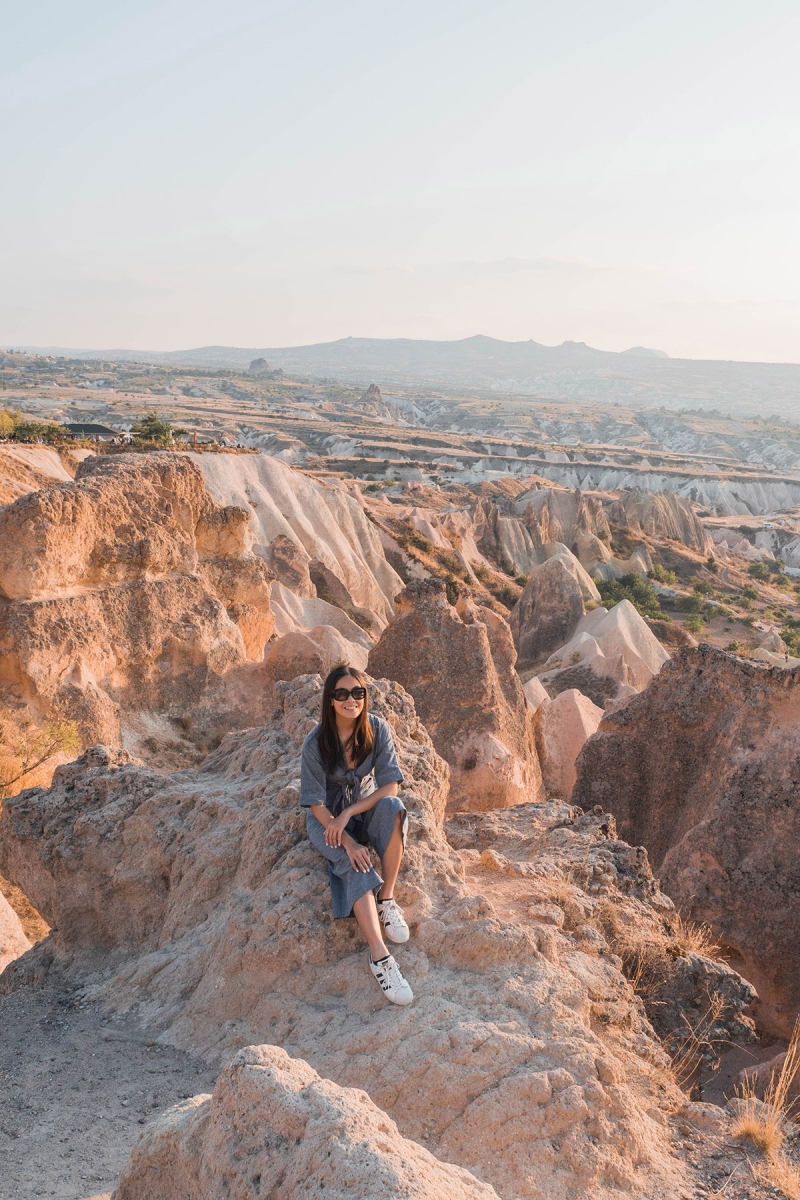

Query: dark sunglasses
[[331, 687, 367, 702]]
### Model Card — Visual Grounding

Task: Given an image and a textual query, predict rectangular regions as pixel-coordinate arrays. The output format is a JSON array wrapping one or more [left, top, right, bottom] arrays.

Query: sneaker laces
[[382, 956, 405, 988], [380, 898, 401, 922]]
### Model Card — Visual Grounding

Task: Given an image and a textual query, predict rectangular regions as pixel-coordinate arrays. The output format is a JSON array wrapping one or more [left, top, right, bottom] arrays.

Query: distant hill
[[11, 335, 800, 416]]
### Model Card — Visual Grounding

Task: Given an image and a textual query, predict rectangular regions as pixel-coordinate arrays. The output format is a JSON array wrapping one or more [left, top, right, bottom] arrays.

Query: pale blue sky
[[2, 0, 799, 359]]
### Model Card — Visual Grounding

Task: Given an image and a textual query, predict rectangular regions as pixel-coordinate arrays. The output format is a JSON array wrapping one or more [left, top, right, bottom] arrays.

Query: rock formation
[[516, 487, 611, 552], [0, 890, 30, 973], [191, 451, 402, 623], [523, 676, 549, 712], [509, 551, 587, 669], [0, 453, 275, 749], [0, 671, 751, 1199], [0, 445, 92, 505], [616, 487, 706, 553], [573, 645, 800, 1037], [539, 600, 670, 694], [368, 581, 542, 811], [534, 688, 604, 799], [114, 1044, 500, 1200]]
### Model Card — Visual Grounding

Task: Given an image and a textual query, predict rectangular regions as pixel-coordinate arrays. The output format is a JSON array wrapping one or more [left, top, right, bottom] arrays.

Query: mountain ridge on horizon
[[7, 334, 800, 414]]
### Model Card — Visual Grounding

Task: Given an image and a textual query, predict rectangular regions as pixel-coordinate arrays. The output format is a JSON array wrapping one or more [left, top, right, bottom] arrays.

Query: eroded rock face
[[618, 488, 706, 552], [0, 453, 275, 748], [368, 580, 542, 811], [0, 672, 740, 1200], [573, 645, 800, 1037], [510, 552, 586, 669], [534, 688, 604, 800], [0, 890, 31, 974], [539, 600, 670, 694], [191, 452, 402, 622], [114, 1044, 500, 1200]]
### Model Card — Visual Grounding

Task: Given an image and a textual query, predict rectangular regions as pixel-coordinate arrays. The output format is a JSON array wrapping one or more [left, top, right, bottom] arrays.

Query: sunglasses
[[331, 687, 367, 702]]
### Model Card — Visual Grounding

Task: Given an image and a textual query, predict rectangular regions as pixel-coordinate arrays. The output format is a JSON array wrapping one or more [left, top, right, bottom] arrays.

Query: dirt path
[[0, 977, 217, 1199]]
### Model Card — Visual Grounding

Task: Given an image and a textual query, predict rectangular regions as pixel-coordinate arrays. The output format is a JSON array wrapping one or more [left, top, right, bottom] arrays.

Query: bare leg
[[377, 813, 404, 902], [352, 891, 389, 960]]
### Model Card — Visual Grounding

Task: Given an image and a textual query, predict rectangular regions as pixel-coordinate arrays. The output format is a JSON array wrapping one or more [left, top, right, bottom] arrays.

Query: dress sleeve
[[299, 731, 328, 808], [373, 719, 404, 789]]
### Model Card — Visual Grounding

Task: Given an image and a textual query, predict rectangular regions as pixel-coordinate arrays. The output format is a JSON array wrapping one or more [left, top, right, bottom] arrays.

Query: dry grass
[[670, 915, 721, 960], [753, 1155, 800, 1200], [670, 992, 727, 1088], [733, 1016, 800, 1157]]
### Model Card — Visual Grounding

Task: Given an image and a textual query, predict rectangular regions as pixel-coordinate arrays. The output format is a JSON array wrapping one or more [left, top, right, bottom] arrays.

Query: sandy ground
[[0, 977, 217, 1200]]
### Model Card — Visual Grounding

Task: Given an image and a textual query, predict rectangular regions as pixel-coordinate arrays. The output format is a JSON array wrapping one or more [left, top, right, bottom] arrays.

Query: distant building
[[64, 423, 119, 440]]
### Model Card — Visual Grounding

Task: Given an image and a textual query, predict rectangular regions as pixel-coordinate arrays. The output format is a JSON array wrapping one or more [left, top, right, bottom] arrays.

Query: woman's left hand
[[324, 813, 350, 847]]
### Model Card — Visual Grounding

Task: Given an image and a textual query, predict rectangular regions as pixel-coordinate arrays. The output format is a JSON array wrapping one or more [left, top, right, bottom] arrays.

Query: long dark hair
[[317, 665, 374, 773]]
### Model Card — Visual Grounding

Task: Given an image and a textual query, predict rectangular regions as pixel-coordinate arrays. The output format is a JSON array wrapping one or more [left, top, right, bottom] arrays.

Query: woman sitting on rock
[[300, 664, 414, 1006]]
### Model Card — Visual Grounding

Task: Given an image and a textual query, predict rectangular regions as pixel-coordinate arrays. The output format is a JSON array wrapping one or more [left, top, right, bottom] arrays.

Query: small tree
[[0, 709, 81, 801], [0, 406, 20, 437], [131, 412, 187, 446]]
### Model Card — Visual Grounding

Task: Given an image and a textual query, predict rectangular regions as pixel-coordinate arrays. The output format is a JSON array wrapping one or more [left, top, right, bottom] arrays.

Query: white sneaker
[[377, 897, 410, 944], [369, 954, 414, 1006]]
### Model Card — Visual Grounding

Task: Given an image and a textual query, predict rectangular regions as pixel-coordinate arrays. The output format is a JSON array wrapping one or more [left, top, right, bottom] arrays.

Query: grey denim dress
[[300, 714, 407, 918]]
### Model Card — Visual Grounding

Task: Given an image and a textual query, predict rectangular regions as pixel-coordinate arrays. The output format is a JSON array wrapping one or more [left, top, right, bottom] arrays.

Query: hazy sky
[[2, 0, 800, 360]]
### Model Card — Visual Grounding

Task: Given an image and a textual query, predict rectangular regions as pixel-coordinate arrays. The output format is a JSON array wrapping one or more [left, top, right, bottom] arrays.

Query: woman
[[300, 665, 414, 1006]]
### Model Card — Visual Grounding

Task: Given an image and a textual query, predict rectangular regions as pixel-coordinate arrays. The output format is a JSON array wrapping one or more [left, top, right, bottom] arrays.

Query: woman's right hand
[[345, 838, 372, 874]]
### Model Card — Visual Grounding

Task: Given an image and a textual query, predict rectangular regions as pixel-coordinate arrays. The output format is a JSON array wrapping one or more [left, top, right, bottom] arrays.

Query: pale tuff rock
[[0, 672, 742, 1199], [573, 644, 800, 1037], [751, 627, 800, 667], [523, 676, 550, 712], [616, 487, 706, 552], [515, 487, 612, 552], [0, 454, 275, 747], [264, 532, 315, 597], [368, 580, 542, 811], [113, 1045, 500, 1200], [268, 581, 374, 670], [0, 889, 31, 974], [541, 600, 669, 693], [190, 451, 403, 622], [510, 552, 586, 668], [590, 544, 653, 582], [0, 445, 90, 505], [534, 688, 604, 800], [540, 542, 602, 602]]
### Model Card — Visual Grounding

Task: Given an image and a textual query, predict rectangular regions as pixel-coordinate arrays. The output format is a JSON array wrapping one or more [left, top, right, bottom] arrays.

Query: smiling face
[[331, 674, 365, 721]]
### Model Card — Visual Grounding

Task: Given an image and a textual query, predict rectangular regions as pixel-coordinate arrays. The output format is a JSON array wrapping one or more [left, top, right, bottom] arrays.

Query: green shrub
[[651, 564, 678, 585], [692, 578, 714, 596], [684, 614, 705, 634], [742, 585, 759, 600], [130, 412, 187, 445], [596, 574, 663, 619], [748, 562, 770, 580]]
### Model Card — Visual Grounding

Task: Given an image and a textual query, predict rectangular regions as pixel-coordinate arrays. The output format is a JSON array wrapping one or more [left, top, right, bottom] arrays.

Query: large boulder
[[573, 645, 800, 1037], [113, 1045, 500, 1200], [534, 691, 604, 801], [368, 580, 542, 811], [0, 672, 742, 1200], [0, 453, 275, 749], [509, 552, 587, 669], [533, 689, 604, 799]]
